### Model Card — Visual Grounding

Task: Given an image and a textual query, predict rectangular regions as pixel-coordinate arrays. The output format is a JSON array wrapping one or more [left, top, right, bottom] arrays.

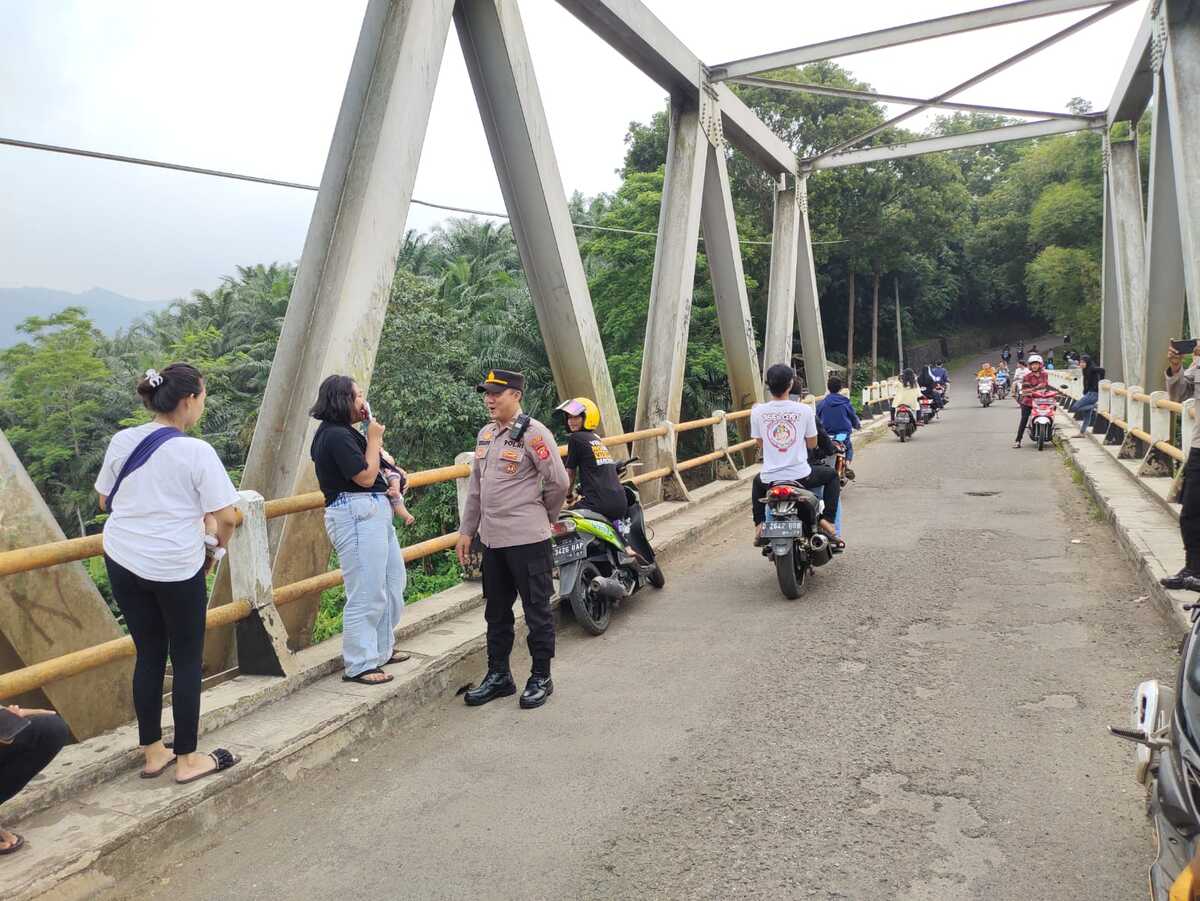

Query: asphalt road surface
[[110, 363, 1179, 900]]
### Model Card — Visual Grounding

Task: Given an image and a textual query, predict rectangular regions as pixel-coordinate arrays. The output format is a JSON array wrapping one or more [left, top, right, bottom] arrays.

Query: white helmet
[[1027, 354, 1044, 365]]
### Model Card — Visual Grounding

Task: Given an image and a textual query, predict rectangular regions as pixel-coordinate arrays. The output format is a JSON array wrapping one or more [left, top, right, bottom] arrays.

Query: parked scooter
[[757, 481, 834, 599], [1110, 610, 1200, 899], [1027, 389, 1058, 451], [551, 457, 664, 635], [977, 376, 995, 407]]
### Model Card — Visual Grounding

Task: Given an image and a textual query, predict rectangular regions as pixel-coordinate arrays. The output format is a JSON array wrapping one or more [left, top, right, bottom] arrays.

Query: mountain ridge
[[0, 286, 169, 347]]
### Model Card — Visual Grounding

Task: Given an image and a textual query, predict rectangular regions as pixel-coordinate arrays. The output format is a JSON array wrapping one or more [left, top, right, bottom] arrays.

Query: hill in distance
[[0, 286, 169, 347]]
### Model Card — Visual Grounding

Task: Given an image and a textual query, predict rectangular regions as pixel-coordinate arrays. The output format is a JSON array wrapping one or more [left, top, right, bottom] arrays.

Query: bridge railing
[[0, 405, 773, 704], [1083, 379, 1194, 487]]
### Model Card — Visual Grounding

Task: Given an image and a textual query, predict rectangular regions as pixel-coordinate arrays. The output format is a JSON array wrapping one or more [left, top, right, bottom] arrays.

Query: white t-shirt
[[750, 399, 817, 483], [95, 423, 239, 582]]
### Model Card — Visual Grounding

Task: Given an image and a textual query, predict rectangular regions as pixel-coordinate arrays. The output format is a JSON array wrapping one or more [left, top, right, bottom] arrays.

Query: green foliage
[[1029, 181, 1102, 250], [1025, 246, 1100, 349]]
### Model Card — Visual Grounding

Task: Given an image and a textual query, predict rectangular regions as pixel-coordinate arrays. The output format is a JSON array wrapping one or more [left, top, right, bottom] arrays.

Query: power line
[[0, 134, 846, 247]]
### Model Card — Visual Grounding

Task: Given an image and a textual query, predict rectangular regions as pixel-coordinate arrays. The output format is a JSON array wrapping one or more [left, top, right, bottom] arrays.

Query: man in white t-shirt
[[750, 363, 844, 547]]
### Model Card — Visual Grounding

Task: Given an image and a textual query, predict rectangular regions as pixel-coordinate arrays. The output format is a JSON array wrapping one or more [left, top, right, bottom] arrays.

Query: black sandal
[[175, 748, 240, 785], [382, 651, 411, 665], [0, 831, 25, 855], [342, 667, 394, 685]]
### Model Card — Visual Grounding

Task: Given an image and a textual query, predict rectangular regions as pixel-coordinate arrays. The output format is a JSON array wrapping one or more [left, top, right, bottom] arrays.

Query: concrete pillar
[[1149, 391, 1171, 446], [212, 0, 458, 660], [794, 177, 829, 391], [1098, 379, 1112, 423], [700, 142, 762, 414], [1100, 179, 1125, 383], [1127, 386, 1146, 436], [455, 0, 622, 439], [1108, 139, 1149, 392], [229, 491, 297, 678], [0, 429, 133, 739], [1162, 0, 1200, 332], [454, 451, 481, 581], [1107, 381, 1127, 445], [762, 182, 799, 373], [710, 411, 739, 480], [1144, 69, 1187, 394], [634, 100, 706, 502]]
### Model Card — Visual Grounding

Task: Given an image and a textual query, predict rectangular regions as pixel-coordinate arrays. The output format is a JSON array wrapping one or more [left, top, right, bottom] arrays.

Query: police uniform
[[459, 370, 569, 708]]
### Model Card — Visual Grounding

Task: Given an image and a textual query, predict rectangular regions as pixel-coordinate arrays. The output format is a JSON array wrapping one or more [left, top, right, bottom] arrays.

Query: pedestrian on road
[[0, 705, 69, 855], [1162, 344, 1200, 591], [457, 369, 569, 710], [816, 376, 860, 461], [96, 363, 241, 784], [1012, 354, 1049, 448], [751, 364, 844, 549], [1070, 355, 1102, 434], [309, 375, 411, 687]]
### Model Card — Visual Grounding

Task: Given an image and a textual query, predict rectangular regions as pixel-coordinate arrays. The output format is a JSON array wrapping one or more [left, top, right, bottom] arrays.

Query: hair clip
[[145, 368, 163, 388]]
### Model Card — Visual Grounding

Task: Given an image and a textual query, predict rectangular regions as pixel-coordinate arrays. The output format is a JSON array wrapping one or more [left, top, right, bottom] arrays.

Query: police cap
[[476, 369, 525, 394]]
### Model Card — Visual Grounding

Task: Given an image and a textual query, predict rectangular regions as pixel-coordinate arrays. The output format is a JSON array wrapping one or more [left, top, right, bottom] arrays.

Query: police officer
[[456, 369, 569, 709]]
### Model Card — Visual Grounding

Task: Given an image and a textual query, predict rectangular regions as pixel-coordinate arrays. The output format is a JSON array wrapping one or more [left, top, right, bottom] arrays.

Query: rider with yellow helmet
[[555, 397, 628, 521]]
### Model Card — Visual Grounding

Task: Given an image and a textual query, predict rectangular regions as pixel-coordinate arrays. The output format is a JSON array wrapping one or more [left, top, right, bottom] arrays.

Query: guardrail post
[[1105, 382, 1126, 445], [1121, 386, 1145, 459], [659, 421, 691, 503], [710, 410, 739, 480], [454, 451, 482, 581], [1095, 380, 1111, 436], [1139, 391, 1175, 477], [230, 490, 297, 678]]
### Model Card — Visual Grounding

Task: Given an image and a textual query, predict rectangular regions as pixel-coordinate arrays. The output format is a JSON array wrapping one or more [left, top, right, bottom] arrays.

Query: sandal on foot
[[342, 667, 393, 685], [383, 652, 411, 665], [0, 831, 25, 855], [140, 756, 177, 779], [1012, 442, 1022, 449], [175, 748, 240, 785]]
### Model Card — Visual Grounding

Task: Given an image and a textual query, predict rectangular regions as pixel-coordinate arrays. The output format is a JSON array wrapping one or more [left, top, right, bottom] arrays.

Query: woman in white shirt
[[95, 363, 241, 785]]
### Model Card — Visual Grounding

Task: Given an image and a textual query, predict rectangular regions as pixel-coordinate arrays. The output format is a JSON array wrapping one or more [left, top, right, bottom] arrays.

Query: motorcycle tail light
[[768, 485, 797, 498], [550, 520, 577, 536]]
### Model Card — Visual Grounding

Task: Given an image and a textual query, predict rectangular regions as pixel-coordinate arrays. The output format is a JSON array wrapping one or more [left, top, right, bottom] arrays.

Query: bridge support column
[[701, 141, 763, 415], [1100, 180, 1125, 383], [1162, 0, 1200, 333], [762, 182, 799, 374], [634, 100, 706, 503], [214, 0, 457, 662], [0, 430, 133, 739], [794, 177, 829, 392], [1108, 139, 1150, 392], [455, 0, 622, 439]]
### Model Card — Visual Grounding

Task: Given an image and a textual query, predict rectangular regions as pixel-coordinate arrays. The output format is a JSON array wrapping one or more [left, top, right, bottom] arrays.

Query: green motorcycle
[[550, 458, 665, 635]]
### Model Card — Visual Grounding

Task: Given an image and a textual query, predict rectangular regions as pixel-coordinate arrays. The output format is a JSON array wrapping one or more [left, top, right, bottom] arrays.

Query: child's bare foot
[[402, 512, 415, 526]]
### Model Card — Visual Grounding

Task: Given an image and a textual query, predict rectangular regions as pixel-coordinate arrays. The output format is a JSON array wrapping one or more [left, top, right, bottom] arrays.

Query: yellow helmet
[[555, 397, 600, 430]]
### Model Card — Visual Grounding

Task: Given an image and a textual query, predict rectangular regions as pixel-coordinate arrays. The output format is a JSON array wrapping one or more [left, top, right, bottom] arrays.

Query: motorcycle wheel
[[1037, 435, 1045, 451], [774, 544, 808, 600], [898, 431, 906, 443], [568, 561, 611, 635], [647, 563, 666, 589]]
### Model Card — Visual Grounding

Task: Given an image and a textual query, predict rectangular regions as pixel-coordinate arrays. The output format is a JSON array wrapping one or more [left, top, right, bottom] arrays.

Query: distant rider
[[816, 376, 861, 461], [1013, 354, 1049, 449]]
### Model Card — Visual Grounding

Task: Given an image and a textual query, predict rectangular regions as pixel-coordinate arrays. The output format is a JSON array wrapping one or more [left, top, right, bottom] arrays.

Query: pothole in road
[[965, 490, 1001, 497]]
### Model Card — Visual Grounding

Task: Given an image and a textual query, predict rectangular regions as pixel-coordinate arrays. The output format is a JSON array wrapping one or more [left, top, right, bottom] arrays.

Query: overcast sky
[[0, 0, 1147, 302]]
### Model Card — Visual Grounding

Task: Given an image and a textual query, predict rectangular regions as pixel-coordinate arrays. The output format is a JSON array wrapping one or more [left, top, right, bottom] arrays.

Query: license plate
[[553, 538, 588, 565], [896, 412, 910, 421], [761, 520, 804, 538]]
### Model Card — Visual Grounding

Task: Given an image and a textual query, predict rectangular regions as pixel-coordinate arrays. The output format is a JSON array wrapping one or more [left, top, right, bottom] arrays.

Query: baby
[[382, 462, 415, 526]]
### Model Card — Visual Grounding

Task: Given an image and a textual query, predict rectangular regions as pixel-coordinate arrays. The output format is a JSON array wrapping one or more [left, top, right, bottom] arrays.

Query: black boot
[[464, 668, 516, 706], [519, 674, 554, 709], [1162, 569, 1200, 592]]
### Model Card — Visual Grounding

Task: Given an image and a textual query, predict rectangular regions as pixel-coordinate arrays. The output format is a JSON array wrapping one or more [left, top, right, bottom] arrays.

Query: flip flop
[[382, 652, 411, 665], [140, 756, 177, 779], [342, 668, 394, 685], [175, 748, 240, 785], [0, 832, 24, 855]]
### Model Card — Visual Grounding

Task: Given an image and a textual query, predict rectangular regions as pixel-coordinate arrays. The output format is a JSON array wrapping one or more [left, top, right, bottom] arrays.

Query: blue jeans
[[1072, 392, 1098, 433], [323, 493, 407, 677]]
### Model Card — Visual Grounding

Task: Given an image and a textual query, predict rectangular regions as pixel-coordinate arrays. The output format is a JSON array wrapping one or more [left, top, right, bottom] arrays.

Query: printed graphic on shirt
[[504, 462, 518, 475], [590, 441, 614, 465], [762, 414, 798, 452], [500, 449, 520, 462], [531, 436, 551, 460]]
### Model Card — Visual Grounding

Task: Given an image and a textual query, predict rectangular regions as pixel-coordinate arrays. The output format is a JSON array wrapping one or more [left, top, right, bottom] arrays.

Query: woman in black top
[[555, 397, 628, 522], [309, 375, 410, 685]]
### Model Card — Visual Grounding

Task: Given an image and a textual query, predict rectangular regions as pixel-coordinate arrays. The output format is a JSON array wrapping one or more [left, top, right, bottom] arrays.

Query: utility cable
[[0, 134, 846, 246]]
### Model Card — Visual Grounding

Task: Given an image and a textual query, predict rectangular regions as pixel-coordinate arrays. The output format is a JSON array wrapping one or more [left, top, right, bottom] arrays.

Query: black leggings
[[0, 713, 69, 807], [104, 557, 208, 754], [1016, 405, 1032, 442], [752, 467, 840, 526]]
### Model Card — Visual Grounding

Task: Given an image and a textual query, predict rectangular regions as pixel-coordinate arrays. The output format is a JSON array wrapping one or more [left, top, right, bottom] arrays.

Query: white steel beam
[[553, 0, 796, 175], [762, 183, 800, 372], [1100, 176, 1124, 381], [1161, 0, 1200, 333], [709, 0, 1118, 80], [700, 141, 763, 412], [804, 117, 1098, 170], [730, 75, 1083, 120], [226, 0, 456, 653], [455, 0, 623, 439], [794, 179, 829, 390], [1108, 139, 1149, 391], [1143, 73, 1186, 393], [1107, 11, 1153, 124], [813, 2, 1130, 162], [634, 101, 707, 500]]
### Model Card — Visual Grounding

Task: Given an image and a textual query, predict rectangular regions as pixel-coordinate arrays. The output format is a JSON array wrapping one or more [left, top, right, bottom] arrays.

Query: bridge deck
[[101, 361, 1175, 900]]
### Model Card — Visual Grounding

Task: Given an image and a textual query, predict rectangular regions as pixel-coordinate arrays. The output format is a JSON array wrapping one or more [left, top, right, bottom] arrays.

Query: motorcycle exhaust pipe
[[590, 575, 627, 602], [808, 532, 833, 567]]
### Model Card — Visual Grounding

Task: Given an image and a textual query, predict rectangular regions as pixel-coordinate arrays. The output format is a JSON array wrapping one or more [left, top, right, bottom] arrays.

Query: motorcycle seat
[[762, 481, 821, 517], [571, 507, 616, 525]]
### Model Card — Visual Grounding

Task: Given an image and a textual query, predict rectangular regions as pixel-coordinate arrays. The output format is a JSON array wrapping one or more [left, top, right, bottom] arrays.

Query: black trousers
[[105, 557, 208, 754], [1016, 405, 1032, 442], [481, 540, 555, 669], [1182, 450, 1200, 572], [752, 467, 840, 526], [0, 713, 69, 807]]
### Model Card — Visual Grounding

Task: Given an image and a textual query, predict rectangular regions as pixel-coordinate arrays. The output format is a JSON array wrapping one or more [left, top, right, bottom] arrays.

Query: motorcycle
[[1027, 389, 1058, 451], [550, 457, 664, 635], [1110, 610, 1200, 899], [832, 431, 855, 485], [994, 372, 1009, 400], [757, 481, 834, 599], [977, 376, 995, 408], [890, 404, 917, 442], [918, 393, 936, 425]]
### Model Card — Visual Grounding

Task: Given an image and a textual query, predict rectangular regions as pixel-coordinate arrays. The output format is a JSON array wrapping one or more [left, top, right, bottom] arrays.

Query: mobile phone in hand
[[362, 401, 373, 421], [1171, 338, 1198, 354]]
